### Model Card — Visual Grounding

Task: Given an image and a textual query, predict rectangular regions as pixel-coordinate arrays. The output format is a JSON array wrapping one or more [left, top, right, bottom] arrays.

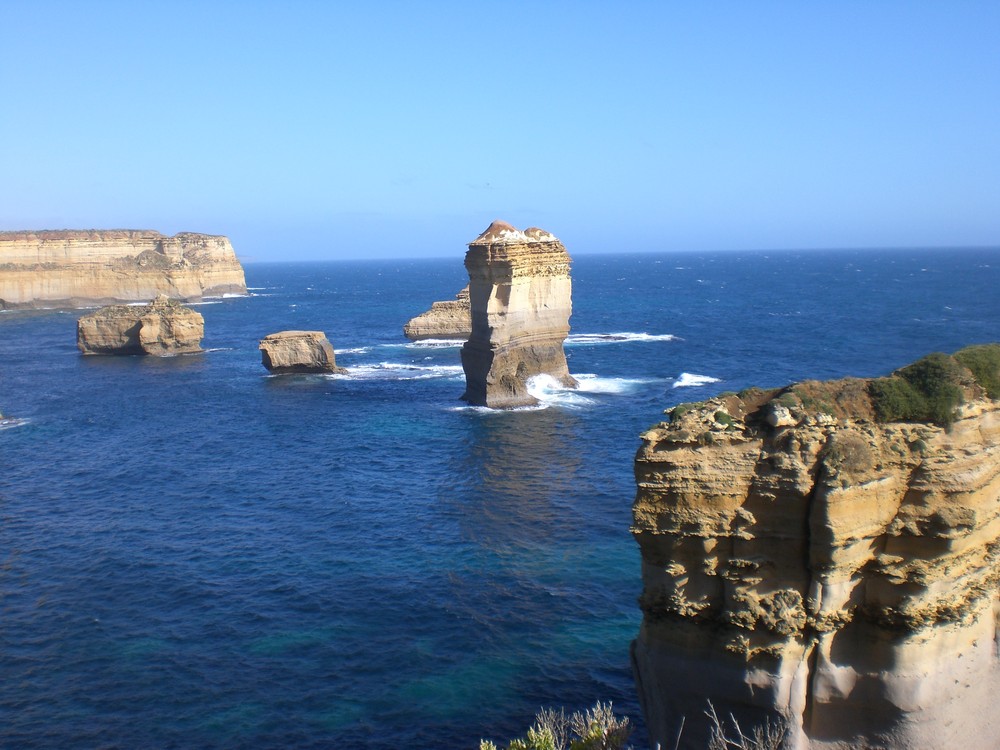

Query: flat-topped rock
[[403, 285, 472, 341], [632, 346, 1000, 749], [77, 294, 204, 355], [259, 331, 346, 374], [460, 220, 577, 408], [0, 230, 247, 308]]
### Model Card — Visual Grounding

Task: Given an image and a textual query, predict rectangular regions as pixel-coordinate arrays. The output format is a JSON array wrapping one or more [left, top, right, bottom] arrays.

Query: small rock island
[[259, 331, 346, 374], [632, 346, 1000, 750], [77, 295, 204, 355], [403, 285, 472, 341], [0, 230, 247, 308], [460, 221, 576, 408]]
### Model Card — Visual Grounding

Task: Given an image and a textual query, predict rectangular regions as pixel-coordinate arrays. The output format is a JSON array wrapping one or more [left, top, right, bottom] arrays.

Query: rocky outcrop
[[632, 346, 1000, 749], [0, 230, 247, 308], [403, 285, 472, 341], [460, 221, 576, 408], [259, 331, 346, 374], [77, 295, 204, 355]]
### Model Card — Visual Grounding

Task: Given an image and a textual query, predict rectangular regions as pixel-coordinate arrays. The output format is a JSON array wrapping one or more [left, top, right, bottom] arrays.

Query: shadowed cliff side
[[460, 221, 576, 408], [632, 345, 1000, 750], [0, 230, 247, 308]]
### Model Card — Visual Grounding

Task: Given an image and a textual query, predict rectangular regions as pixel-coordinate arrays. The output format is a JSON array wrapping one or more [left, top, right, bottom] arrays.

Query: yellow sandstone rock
[[77, 295, 204, 355], [403, 285, 471, 341], [259, 331, 346, 374], [460, 221, 576, 408], [0, 230, 247, 308], [632, 351, 1000, 749]]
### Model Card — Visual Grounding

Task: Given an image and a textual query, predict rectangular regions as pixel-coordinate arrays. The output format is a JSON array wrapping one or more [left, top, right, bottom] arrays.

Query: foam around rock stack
[[460, 220, 576, 408]]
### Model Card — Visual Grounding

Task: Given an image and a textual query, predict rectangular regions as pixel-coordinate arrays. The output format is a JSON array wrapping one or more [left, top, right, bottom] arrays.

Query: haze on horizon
[[2, 1, 998, 262]]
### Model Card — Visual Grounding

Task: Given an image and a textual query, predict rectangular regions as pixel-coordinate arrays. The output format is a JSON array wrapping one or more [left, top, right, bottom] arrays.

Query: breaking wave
[[566, 332, 676, 345], [345, 363, 464, 381], [672, 372, 722, 388]]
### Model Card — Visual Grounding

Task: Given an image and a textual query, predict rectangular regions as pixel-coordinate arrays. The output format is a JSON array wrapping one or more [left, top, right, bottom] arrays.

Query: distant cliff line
[[0, 229, 247, 308]]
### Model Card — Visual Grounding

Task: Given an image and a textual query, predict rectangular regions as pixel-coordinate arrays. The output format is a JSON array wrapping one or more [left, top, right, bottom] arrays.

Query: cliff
[[0, 230, 247, 308], [460, 221, 576, 408], [77, 295, 204, 355], [259, 331, 346, 374], [403, 285, 472, 341], [632, 346, 1000, 750]]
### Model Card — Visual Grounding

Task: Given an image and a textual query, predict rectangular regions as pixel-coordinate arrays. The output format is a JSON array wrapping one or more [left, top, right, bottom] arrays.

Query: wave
[[336, 346, 373, 355], [403, 338, 466, 349], [566, 332, 676, 345], [0, 417, 30, 431], [672, 372, 721, 388], [573, 373, 660, 394], [345, 362, 465, 381], [525, 374, 597, 409]]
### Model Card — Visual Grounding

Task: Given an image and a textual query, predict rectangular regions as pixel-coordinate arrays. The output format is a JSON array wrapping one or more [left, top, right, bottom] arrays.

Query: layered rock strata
[[259, 331, 346, 374], [77, 295, 204, 355], [403, 285, 472, 341], [632, 349, 1000, 750], [460, 221, 576, 408], [0, 230, 247, 308]]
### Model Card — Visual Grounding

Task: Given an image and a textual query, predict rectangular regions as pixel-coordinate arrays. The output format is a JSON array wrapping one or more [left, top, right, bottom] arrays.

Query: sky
[[1, 1, 998, 261]]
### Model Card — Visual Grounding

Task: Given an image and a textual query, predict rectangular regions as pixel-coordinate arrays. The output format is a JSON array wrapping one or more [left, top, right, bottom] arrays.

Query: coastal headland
[[0, 229, 247, 308]]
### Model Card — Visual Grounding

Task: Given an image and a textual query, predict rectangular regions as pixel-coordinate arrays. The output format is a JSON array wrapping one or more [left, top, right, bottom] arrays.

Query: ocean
[[2, 248, 999, 749]]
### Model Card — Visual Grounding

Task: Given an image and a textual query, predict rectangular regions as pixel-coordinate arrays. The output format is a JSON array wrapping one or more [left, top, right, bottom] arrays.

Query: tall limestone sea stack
[[460, 221, 577, 408], [631, 346, 1000, 749], [0, 230, 246, 308]]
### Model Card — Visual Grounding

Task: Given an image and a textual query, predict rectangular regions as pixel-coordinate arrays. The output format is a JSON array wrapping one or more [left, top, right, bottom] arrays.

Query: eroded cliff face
[[0, 230, 247, 308], [632, 353, 1000, 750], [77, 295, 204, 355], [403, 285, 472, 341], [460, 221, 576, 408]]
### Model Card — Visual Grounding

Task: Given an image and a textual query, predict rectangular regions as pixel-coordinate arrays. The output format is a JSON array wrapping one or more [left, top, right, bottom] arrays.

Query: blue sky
[[2, 1, 998, 261]]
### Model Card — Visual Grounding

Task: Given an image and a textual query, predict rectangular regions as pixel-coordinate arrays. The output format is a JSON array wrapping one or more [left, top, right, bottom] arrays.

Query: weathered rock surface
[[77, 295, 204, 355], [259, 331, 346, 374], [0, 230, 247, 308], [632, 348, 1000, 749], [403, 285, 472, 341], [460, 221, 576, 408]]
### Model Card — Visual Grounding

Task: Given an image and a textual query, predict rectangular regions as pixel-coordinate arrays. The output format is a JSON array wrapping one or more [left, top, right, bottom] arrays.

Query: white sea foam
[[525, 374, 597, 409], [672, 372, 722, 388], [566, 332, 676, 345], [404, 338, 466, 349], [0, 417, 30, 431], [335, 346, 373, 355], [573, 373, 659, 394], [346, 362, 465, 381]]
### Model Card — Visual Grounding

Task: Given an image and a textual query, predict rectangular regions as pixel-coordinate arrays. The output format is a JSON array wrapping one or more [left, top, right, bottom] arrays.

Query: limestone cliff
[[460, 221, 576, 408], [0, 230, 247, 308], [77, 295, 204, 355], [632, 346, 1000, 750], [259, 331, 346, 374], [403, 285, 472, 341]]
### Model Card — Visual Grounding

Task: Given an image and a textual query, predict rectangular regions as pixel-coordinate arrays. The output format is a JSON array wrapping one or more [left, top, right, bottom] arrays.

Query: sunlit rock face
[[632, 365, 1000, 750], [259, 331, 346, 374], [0, 230, 247, 308], [77, 295, 204, 355], [403, 285, 472, 341], [460, 221, 576, 408]]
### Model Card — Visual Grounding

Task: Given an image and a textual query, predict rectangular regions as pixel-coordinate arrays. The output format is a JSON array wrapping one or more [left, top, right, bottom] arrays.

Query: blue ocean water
[[2, 248, 999, 749]]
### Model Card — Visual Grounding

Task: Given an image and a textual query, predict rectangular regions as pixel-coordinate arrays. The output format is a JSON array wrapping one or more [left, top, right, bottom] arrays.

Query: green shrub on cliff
[[868, 352, 965, 426], [955, 343, 1000, 398]]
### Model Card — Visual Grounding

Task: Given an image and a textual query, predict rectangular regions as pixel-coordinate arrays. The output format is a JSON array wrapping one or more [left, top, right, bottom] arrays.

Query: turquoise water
[[2, 249, 999, 748]]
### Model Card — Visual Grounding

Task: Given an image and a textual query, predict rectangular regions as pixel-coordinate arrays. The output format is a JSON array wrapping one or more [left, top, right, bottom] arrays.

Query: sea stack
[[631, 347, 1000, 749], [403, 285, 472, 341], [259, 331, 346, 374], [77, 295, 204, 355], [0, 230, 247, 308], [460, 221, 576, 408]]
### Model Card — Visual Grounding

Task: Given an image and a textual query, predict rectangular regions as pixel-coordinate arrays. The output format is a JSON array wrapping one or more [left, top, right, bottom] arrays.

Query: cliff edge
[[632, 346, 1000, 750], [403, 285, 472, 341], [460, 221, 576, 408], [0, 229, 247, 308]]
